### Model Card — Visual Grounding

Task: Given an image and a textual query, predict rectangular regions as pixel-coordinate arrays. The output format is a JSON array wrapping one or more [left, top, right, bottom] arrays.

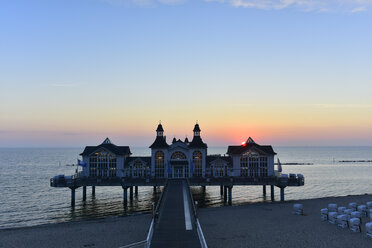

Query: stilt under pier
[[280, 187, 285, 202], [130, 186, 133, 200], [92, 186, 95, 196], [223, 186, 227, 202], [70, 187, 77, 207], [263, 185, 266, 196], [202, 185, 206, 193], [220, 185, 223, 195], [153, 186, 157, 194], [82, 186, 86, 201], [135, 186, 138, 195], [228, 186, 232, 205], [122, 186, 128, 205], [271, 185, 274, 201]]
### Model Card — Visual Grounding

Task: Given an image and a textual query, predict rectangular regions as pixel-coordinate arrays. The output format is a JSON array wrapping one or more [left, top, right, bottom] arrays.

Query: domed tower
[[149, 123, 169, 178], [189, 123, 207, 177]]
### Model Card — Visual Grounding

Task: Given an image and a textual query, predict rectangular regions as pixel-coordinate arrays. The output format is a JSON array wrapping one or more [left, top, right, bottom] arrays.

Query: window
[[133, 160, 143, 177], [213, 160, 225, 177], [240, 150, 267, 177], [171, 151, 186, 160], [240, 156, 248, 177], [155, 151, 165, 178], [259, 157, 268, 177], [89, 150, 117, 177], [193, 151, 202, 177]]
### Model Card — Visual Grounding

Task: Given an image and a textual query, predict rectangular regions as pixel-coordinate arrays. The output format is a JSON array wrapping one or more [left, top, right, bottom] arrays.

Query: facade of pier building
[[79, 123, 277, 180]]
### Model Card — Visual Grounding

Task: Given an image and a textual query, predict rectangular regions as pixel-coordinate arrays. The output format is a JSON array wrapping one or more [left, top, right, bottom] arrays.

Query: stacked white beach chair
[[293, 204, 304, 215], [321, 200, 372, 237]]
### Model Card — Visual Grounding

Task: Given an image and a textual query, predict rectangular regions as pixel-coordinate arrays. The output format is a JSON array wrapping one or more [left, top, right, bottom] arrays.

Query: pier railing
[[186, 179, 208, 248], [118, 182, 168, 248], [51, 169, 304, 188]]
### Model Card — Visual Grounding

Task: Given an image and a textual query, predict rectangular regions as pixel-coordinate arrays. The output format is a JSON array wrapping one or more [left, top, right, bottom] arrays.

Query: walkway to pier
[[151, 179, 201, 248]]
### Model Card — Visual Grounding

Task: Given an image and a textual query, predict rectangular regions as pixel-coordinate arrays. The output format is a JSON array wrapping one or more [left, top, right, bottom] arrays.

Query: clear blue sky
[[1, 0, 372, 147]]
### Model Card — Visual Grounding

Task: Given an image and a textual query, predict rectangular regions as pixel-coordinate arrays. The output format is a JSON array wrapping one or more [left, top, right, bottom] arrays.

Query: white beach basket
[[338, 207, 346, 215], [321, 208, 328, 221], [357, 205, 367, 217], [328, 204, 338, 213], [349, 202, 357, 211], [293, 204, 304, 215], [328, 212, 338, 224], [366, 222, 372, 238], [349, 218, 361, 233], [337, 214, 348, 229]]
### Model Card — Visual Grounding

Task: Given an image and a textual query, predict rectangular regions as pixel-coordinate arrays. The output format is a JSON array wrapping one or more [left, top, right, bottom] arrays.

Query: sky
[[0, 0, 372, 147]]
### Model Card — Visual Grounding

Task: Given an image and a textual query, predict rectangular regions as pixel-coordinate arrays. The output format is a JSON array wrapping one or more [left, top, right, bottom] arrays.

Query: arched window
[[89, 150, 117, 178], [171, 151, 186, 160], [155, 151, 165, 178], [193, 151, 202, 177], [133, 160, 143, 177]]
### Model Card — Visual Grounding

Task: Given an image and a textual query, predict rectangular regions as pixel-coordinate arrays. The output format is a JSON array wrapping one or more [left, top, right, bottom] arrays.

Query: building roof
[[227, 142, 276, 155], [80, 138, 131, 156], [188, 136, 208, 148], [156, 123, 164, 132], [125, 156, 151, 166], [149, 136, 169, 149], [193, 123, 201, 132], [207, 155, 232, 164]]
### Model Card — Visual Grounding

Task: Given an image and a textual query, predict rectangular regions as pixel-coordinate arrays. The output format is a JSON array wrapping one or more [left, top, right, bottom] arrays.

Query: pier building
[[51, 122, 304, 206]]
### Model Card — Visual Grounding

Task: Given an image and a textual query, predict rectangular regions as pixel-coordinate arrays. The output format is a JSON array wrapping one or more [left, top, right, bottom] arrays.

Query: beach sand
[[2, 195, 372, 248], [0, 214, 152, 248], [199, 194, 372, 248]]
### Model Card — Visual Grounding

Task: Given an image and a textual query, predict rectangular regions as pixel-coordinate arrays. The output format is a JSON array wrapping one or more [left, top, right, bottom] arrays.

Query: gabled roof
[[227, 142, 276, 155], [149, 136, 169, 149], [80, 138, 131, 156], [189, 136, 208, 148]]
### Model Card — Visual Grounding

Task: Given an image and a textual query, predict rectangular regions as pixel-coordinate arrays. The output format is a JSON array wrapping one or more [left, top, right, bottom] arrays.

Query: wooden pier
[[50, 174, 304, 206]]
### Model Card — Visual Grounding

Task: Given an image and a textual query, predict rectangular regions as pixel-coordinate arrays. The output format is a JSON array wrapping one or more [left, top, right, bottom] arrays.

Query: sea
[[1, 146, 372, 229]]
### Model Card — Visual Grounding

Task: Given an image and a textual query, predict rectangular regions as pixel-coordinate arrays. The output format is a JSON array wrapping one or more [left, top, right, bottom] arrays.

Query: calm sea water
[[1, 146, 372, 229]]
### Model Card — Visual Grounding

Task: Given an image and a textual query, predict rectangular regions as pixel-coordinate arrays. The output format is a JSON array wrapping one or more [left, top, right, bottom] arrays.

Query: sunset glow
[[1, 1, 371, 147]]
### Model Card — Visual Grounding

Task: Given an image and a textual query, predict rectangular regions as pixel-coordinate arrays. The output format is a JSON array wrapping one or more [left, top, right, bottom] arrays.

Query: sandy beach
[[199, 194, 372, 248], [0, 214, 152, 248], [2, 194, 372, 248]]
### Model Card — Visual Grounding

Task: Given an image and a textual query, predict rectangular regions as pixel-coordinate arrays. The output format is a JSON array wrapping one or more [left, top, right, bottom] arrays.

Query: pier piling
[[220, 185, 223, 195], [271, 185, 274, 201], [263, 185, 267, 196], [83, 186, 86, 201], [130, 186, 133, 200], [92, 186, 95, 196], [202, 185, 206, 193], [223, 186, 227, 202], [135, 186, 138, 195], [70, 187, 76, 206], [228, 186, 232, 205], [122, 186, 128, 205], [153, 186, 157, 194], [280, 187, 285, 202]]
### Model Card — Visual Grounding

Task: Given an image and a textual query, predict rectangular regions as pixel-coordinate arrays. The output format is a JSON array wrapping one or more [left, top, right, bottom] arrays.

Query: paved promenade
[[151, 180, 201, 248]]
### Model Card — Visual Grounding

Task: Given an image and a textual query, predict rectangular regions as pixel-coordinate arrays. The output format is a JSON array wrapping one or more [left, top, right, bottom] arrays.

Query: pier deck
[[151, 179, 201, 248]]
